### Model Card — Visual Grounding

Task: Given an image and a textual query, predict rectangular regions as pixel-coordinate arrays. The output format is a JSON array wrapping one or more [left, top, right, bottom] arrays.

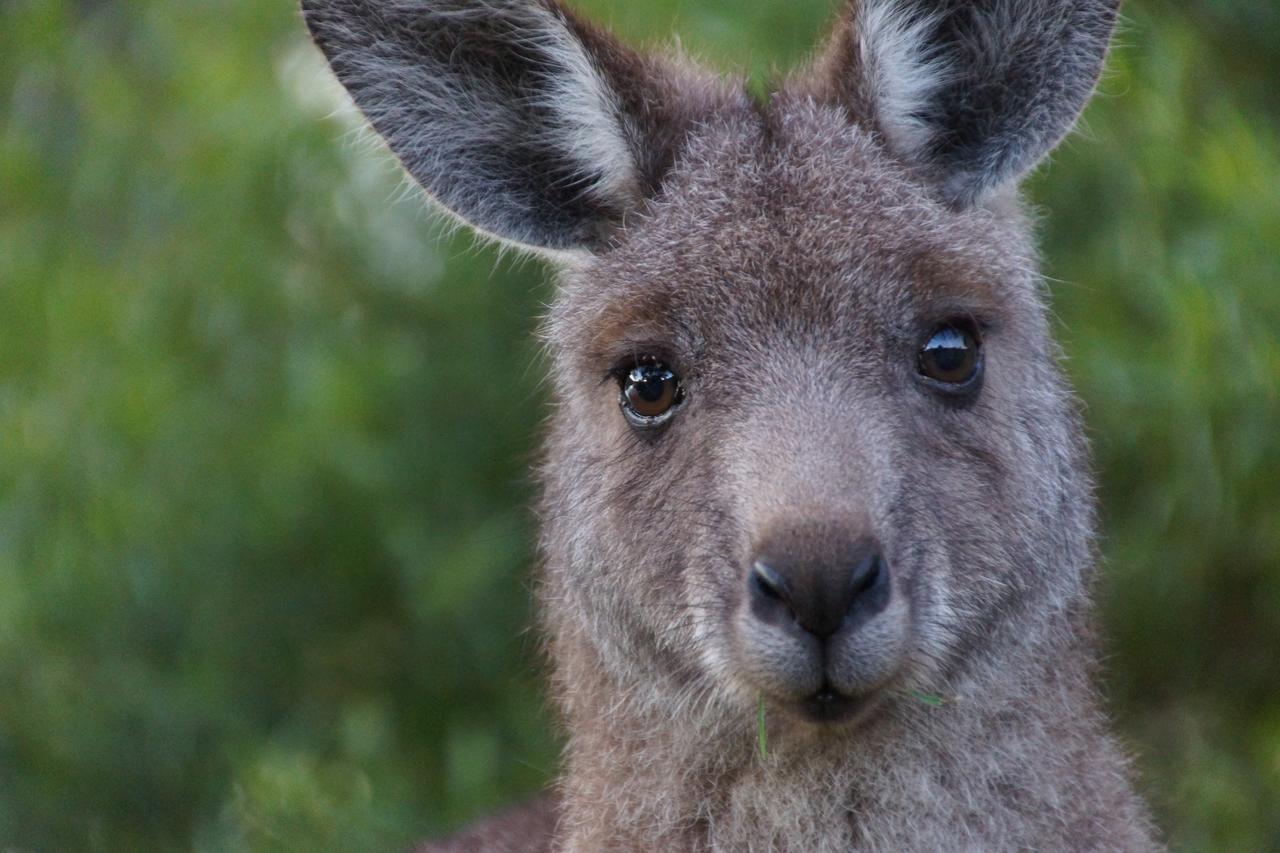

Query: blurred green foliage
[[0, 0, 1276, 849]]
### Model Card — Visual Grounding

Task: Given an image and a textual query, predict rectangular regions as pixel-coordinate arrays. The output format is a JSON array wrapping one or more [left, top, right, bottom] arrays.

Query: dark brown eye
[[620, 362, 683, 424], [918, 323, 981, 389]]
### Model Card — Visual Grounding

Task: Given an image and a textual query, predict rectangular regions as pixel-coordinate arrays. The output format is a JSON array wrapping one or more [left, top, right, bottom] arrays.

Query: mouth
[[795, 683, 872, 724]]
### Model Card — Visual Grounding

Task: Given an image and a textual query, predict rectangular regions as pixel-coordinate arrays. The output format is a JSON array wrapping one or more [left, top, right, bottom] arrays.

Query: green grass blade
[[909, 690, 947, 707], [757, 695, 768, 760]]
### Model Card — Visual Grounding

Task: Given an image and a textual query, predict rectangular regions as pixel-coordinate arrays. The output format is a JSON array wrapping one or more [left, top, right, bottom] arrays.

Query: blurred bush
[[0, 0, 1276, 849]]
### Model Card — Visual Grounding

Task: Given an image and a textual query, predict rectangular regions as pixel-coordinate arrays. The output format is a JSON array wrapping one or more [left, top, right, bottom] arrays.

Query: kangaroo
[[301, 0, 1160, 849]]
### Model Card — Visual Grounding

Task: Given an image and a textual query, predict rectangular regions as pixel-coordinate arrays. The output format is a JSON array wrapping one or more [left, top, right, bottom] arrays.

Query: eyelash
[[605, 351, 677, 381]]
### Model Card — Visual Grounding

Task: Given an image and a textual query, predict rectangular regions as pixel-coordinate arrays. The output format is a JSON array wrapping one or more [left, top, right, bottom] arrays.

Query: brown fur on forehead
[[561, 97, 1037, 368]]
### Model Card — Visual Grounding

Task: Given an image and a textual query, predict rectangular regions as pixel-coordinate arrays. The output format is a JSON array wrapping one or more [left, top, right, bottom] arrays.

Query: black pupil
[[922, 327, 974, 380], [629, 365, 673, 403]]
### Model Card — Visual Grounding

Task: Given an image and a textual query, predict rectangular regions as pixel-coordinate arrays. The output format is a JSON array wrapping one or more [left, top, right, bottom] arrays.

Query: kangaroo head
[[304, 0, 1117, 728]]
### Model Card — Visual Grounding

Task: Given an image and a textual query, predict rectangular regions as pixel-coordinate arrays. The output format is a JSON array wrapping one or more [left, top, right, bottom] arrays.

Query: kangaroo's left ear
[[813, 0, 1120, 208]]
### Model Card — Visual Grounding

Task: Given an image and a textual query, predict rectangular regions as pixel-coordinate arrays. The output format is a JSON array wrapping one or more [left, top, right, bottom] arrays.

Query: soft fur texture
[[302, 0, 732, 253], [302, 1, 1158, 850], [810, 0, 1121, 207]]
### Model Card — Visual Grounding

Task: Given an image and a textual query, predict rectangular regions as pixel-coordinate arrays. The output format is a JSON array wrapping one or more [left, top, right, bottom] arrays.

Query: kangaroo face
[[539, 102, 1080, 724], [303, 0, 1116, 731]]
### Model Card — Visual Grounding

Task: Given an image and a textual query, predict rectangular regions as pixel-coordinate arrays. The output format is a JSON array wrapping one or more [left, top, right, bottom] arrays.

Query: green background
[[2, 0, 1278, 849]]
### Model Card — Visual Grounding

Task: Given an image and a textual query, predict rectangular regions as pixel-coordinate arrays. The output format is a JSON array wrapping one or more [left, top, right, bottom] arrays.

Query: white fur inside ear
[[534, 9, 643, 208], [307, 0, 646, 255], [858, 0, 955, 159]]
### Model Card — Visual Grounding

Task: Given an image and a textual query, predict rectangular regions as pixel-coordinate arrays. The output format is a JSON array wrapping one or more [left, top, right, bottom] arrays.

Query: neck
[[548, 597, 1153, 852]]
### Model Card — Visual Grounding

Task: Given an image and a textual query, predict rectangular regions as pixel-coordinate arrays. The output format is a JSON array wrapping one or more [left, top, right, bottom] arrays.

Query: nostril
[[751, 560, 790, 604], [850, 553, 883, 598], [845, 551, 891, 629]]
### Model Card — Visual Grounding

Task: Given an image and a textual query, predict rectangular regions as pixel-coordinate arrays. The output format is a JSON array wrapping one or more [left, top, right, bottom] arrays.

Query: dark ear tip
[[298, 0, 334, 54], [299, 0, 357, 12], [299, 0, 334, 19], [299, 0, 369, 30], [300, 0, 381, 55], [299, 0, 333, 33]]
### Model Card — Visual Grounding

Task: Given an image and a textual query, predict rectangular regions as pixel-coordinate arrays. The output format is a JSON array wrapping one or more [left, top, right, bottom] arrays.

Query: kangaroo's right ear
[[302, 0, 722, 255]]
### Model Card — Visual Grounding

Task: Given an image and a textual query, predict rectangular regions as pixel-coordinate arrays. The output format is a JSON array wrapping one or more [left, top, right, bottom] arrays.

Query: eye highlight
[[917, 322, 982, 392], [617, 360, 684, 426]]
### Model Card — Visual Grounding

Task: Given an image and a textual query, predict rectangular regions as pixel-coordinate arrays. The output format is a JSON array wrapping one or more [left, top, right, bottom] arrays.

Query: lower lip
[[798, 690, 869, 724]]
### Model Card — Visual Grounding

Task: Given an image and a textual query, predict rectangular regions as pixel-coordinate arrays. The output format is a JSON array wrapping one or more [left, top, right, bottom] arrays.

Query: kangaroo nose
[[748, 541, 890, 639]]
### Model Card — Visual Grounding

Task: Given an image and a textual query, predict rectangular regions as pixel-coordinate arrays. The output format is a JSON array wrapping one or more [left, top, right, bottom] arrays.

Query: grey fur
[[302, 1, 1159, 850], [301, 0, 732, 252], [810, 0, 1121, 207]]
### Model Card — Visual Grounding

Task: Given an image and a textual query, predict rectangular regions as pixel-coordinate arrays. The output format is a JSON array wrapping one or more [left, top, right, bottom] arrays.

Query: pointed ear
[[301, 0, 719, 254], [814, 0, 1119, 207]]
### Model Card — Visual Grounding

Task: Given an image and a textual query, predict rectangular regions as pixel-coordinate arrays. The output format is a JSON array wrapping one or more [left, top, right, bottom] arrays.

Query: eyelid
[[603, 358, 659, 387], [923, 326, 970, 347], [603, 345, 685, 381], [940, 312, 995, 337]]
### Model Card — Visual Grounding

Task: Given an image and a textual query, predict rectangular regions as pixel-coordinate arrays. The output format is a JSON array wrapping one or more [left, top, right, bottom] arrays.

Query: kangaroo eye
[[619, 361, 683, 424], [917, 323, 982, 390]]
